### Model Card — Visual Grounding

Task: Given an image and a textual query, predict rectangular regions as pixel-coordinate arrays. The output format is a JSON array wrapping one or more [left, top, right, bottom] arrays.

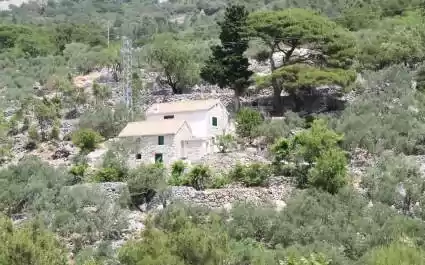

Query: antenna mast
[[121, 36, 133, 116]]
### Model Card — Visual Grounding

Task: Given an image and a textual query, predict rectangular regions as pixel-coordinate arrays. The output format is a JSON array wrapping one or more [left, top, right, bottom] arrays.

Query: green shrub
[[72, 128, 103, 153], [235, 107, 263, 142], [362, 152, 423, 216], [229, 162, 271, 187], [0, 216, 68, 265], [186, 165, 212, 191], [253, 111, 306, 144], [216, 133, 237, 153], [28, 125, 39, 142], [210, 174, 231, 189], [50, 125, 60, 140], [333, 65, 425, 155], [93, 167, 125, 182], [127, 163, 167, 207], [271, 119, 347, 193], [171, 160, 186, 179], [69, 163, 88, 183], [308, 148, 347, 195]]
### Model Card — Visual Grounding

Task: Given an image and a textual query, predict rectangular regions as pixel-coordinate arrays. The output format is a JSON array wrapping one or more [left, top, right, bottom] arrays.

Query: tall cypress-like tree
[[200, 5, 253, 111]]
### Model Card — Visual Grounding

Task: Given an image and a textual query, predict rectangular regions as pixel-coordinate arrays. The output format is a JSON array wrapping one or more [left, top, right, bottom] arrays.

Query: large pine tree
[[200, 5, 253, 111]]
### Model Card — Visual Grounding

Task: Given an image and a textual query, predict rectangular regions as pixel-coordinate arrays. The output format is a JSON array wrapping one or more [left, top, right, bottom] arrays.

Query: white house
[[118, 99, 232, 165], [145, 99, 231, 138]]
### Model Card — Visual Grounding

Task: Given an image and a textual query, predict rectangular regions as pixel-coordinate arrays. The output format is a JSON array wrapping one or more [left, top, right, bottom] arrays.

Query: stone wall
[[147, 177, 294, 211]]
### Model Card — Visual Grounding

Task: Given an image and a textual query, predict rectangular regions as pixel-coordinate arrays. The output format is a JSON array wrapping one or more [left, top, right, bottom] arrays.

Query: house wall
[[127, 134, 176, 167], [173, 122, 193, 158], [126, 123, 193, 167], [207, 103, 230, 138], [145, 103, 230, 139], [146, 111, 208, 138], [182, 139, 209, 162]]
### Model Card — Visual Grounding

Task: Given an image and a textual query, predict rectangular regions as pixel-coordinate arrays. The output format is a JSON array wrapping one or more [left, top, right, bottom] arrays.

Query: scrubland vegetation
[[2, 0, 425, 264]]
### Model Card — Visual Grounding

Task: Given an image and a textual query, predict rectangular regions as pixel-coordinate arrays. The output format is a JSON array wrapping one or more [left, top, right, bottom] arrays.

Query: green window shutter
[[212, 117, 218, 126], [158, 136, 164, 145]]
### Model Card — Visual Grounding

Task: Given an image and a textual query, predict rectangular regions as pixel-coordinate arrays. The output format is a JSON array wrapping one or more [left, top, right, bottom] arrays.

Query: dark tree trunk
[[233, 89, 241, 112]]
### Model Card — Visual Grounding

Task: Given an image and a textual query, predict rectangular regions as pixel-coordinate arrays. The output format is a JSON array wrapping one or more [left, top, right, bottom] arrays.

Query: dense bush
[[235, 107, 264, 142], [362, 151, 424, 216], [227, 189, 425, 264], [0, 157, 73, 216], [253, 111, 306, 145], [79, 104, 130, 139], [72, 128, 104, 153], [186, 165, 212, 191], [0, 216, 68, 265], [272, 119, 347, 193], [126, 163, 167, 208], [333, 65, 425, 155], [228, 162, 271, 187]]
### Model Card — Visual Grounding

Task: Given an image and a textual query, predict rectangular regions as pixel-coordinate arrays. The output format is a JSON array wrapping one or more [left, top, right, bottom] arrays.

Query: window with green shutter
[[212, 117, 218, 127], [158, 136, 164, 145]]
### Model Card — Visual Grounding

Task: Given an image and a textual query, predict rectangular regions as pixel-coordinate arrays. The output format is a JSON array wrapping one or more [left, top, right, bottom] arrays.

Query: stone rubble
[[145, 176, 294, 210]]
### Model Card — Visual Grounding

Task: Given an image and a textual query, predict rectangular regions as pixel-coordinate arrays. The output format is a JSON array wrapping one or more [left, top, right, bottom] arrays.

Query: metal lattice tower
[[121, 36, 133, 111]]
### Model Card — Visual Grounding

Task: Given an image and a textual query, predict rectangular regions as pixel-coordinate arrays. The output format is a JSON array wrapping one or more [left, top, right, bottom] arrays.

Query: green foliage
[[0, 24, 57, 58], [362, 152, 424, 216], [228, 162, 271, 187], [79, 104, 130, 139], [200, 5, 253, 111], [0, 157, 73, 216], [72, 128, 104, 153], [92, 82, 112, 105], [356, 11, 425, 70], [333, 65, 425, 155], [169, 160, 188, 186], [253, 111, 306, 145], [126, 163, 167, 207], [27, 125, 39, 149], [361, 241, 425, 265], [210, 174, 231, 189], [248, 8, 356, 113], [0, 216, 68, 265], [146, 33, 201, 94], [283, 254, 331, 265], [70, 163, 88, 182], [119, 205, 231, 265], [93, 167, 125, 182], [186, 165, 212, 191], [0, 113, 11, 162], [308, 148, 348, 195], [227, 189, 425, 263], [50, 124, 60, 140], [216, 133, 237, 153], [48, 184, 128, 250], [256, 65, 357, 93], [272, 119, 347, 193], [416, 63, 425, 93], [33, 97, 61, 141], [235, 107, 263, 141]]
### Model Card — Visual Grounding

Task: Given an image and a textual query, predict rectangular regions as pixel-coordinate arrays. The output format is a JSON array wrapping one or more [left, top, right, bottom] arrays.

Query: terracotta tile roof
[[146, 99, 221, 115], [118, 120, 188, 137]]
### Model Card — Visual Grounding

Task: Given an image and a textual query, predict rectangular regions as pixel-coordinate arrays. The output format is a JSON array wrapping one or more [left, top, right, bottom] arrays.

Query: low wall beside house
[[147, 177, 294, 211]]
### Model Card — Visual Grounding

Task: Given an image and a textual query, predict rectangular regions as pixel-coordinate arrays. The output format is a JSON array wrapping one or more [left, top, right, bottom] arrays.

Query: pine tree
[[200, 5, 253, 111]]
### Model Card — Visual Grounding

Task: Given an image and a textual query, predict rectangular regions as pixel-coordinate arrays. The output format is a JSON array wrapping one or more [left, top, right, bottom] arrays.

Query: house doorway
[[155, 153, 163, 163]]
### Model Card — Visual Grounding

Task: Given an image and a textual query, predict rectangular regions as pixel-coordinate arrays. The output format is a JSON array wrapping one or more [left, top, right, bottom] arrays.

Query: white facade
[[120, 99, 232, 166], [128, 122, 193, 166], [145, 102, 230, 139]]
